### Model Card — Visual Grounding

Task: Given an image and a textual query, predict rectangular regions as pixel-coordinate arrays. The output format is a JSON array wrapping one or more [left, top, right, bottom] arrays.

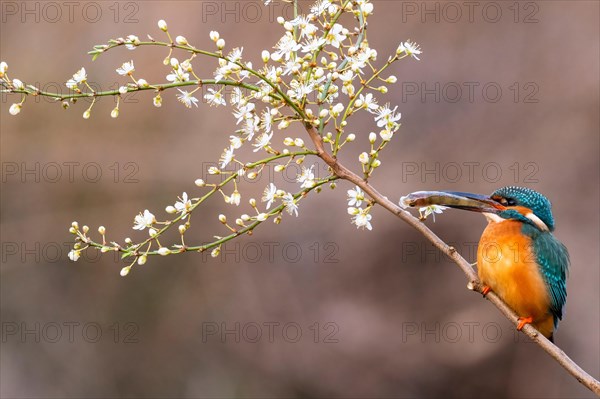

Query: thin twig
[[304, 124, 600, 396]]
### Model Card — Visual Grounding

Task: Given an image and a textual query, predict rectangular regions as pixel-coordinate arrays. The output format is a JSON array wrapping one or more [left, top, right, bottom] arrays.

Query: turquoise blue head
[[490, 186, 555, 231]]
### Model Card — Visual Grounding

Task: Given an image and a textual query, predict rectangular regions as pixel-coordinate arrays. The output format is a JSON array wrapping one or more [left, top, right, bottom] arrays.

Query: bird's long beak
[[400, 191, 506, 214]]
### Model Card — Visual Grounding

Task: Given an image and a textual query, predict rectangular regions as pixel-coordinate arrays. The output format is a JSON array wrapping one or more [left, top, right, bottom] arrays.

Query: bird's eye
[[506, 198, 517, 206]]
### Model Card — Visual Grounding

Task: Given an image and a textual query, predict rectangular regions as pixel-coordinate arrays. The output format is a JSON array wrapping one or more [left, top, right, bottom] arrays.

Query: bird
[[401, 186, 570, 342]]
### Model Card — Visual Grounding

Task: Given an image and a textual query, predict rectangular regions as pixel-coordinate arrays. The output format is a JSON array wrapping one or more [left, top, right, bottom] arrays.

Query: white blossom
[[116, 60, 135, 76], [253, 132, 273, 152], [297, 165, 316, 188], [219, 146, 235, 169], [133, 209, 156, 230], [347, 186, 365, 207], [325, 23, 347, 48], [204, 88, 226, 106], [262, 183, 277, 209], [177, 89, 199, 108], [283, 193, 299, 217], [398, 40, 422, 60], [174, 192, 192, 219], [273, 32, 301, 61], [348, 207, 373, 230]]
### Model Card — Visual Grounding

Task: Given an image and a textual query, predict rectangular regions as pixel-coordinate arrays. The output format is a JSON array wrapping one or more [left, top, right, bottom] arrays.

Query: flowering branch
[[2, 0, 598, 394]]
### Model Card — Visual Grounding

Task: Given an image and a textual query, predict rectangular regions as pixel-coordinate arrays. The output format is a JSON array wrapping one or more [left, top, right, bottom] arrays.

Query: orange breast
[[477, 220, 554, 336]]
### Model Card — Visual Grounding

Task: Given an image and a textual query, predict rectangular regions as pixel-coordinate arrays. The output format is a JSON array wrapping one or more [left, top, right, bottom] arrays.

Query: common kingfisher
[[401, 187, 570, 342]]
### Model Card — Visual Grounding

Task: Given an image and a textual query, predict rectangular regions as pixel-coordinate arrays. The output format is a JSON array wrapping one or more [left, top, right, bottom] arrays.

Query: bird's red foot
[[481, 285, 491, 296], [517, 316, 533, 331]]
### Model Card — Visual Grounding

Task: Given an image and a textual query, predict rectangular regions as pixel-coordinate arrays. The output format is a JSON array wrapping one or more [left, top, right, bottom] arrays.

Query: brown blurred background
[[1, 1, 598, 398]]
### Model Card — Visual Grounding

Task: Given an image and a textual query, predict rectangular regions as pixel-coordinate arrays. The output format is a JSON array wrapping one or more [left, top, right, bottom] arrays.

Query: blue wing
[[522, 224, 570, 327], [534, 233, 570, 326]]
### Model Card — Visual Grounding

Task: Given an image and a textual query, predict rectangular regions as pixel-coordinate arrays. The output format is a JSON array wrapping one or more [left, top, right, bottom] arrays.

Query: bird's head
[[401, 186, 555, 232], [488, 186, 555, 231]]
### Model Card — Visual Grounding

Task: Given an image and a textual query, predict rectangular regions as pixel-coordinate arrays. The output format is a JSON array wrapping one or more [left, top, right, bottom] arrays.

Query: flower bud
[[230, 191, 241, 206], [195, 178, 205, 187], [111, 108, 119, 118], [210, 31, 220, 41], [158, 20, 168, 31], [9, 103, 21, 116], [346, 133, 356, 142], [153, 94, 162, 107], [359, 152, 369, 165], [0, 61, 7, 78], [218, 214, 227, 223], [158, 247, 170, 256], [262, 50, 270, 63], [178, 225, 187, 234], [166, 205, 176, 214], [369, 132, 377, 143], [216, 38, 225, 50], [257, 213, 268, 221], [175, 36, 188, 45], [98, 226, 106, 235], [12, 79, 24, 90], [137, 78, 149, 88], [137, 255, 147, 265]]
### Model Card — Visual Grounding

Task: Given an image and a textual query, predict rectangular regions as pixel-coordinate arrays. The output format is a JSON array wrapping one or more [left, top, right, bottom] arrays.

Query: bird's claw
[[517, 316, 533, 331]]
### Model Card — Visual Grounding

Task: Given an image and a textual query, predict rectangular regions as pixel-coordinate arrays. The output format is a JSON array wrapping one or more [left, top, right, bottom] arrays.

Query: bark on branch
[[305, 124, 600, 396]]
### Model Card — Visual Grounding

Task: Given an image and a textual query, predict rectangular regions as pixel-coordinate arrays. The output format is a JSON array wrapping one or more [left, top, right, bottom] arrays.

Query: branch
[[304, 124, 600, 396]]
